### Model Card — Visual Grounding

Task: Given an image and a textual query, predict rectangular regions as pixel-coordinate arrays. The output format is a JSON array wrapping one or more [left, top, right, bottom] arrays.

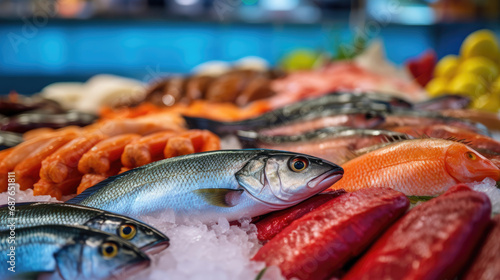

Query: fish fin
[[444, 136, 472, 146], [193, 188, 244, 207], [65, 167, 144, 205], [381, 132, 411, 144], [183, 115, 232, 136]]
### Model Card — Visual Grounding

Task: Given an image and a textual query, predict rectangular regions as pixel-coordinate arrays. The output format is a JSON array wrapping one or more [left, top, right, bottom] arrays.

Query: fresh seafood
[[238, 127, 408, 164], [391, 124, 500, 153], [0, 202, 169, 250], [462, 214, 500, 280], [121, 131, 177, 168], [0, 129, 80, 192], [1, 111, 97, 133], [0, 92, 63, 116], [67, 150, 344, 222], [255, 190, 346, 242], [0, 225, 150, 280], [184, 93, 392, 135], [441, 109, 500, 131], [0, 131, 23, 150], [78, 134, 141, 175], [328, 139, 500, 196], [253, 188, 409, 280], [344, 185, 491, 280], [379, 108, 489, 136], [14, 131, 80, 190], [413, 94, 471, 111]]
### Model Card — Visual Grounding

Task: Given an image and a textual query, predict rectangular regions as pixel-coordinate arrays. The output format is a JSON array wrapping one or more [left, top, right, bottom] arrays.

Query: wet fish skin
[[0, 225, 150, 280], [414, 94, 471, 111], [0, 202, 169, 250], [380, 108, 490, 136], [238, 127, 409, 164], [67, 150, 344, 223], [184, 92, 394, 135]]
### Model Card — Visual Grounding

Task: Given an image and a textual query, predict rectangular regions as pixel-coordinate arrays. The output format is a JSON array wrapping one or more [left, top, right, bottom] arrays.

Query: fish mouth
[[475, 168, 500, 181], [115, 259, 151, 279], [142, 240, 170, 255], [307, 169, 344, 191]]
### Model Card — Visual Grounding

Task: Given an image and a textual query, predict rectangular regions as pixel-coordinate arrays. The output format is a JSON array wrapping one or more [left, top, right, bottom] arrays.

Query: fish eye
[[465, 152, 477, 161], [119, 224, 137, 240], [101, 242, 119, 259], [365, 112, 375, 119], [289, 157, 309, 172]]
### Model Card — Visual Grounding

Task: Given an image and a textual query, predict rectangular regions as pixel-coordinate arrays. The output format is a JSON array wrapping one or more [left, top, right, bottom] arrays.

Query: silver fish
[[238, 127, 410, 164], [0, 225, 150, 280], [67, 150, 344, 223], [0, 202, 169, 252]]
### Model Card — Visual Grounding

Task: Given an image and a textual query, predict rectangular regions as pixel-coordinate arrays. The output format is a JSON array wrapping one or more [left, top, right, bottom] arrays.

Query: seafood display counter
[[1, 29, 500, 280]]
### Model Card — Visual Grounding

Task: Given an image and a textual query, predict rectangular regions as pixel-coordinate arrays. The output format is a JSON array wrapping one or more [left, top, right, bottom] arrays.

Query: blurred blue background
[[0, 0, 499, 93]]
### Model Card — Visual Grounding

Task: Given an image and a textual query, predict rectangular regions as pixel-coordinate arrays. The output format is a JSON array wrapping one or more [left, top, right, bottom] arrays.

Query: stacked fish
[[3, 88, 500, 279], [0, 203, 169, 279]]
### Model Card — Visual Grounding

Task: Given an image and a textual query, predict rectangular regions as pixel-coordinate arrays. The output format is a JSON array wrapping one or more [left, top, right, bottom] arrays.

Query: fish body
[[391, 124, 500, 154], [414, 94, 471, 111], [0, 225, 149, 280], [0, 202, 169, 251], [380, 108, 489, 136], [328, 139, 500, 196], [238, 127, 409, 164], [67, 150, 344, 223], [183, 92, 393, 135]]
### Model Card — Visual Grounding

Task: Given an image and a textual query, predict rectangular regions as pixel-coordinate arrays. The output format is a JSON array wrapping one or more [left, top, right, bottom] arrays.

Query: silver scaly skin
[[69, 149, 344, 223], [0, 225, 150, 280], [0, 203, 169, 251]]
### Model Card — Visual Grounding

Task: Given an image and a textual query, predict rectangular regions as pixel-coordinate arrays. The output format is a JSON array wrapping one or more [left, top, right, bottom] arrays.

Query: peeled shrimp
[[121, 131, 177, 168], [39, 133, 107, 184], [78, 134, 140, 174], [14, 131, 79, 190], [164, 137, 195, 158]]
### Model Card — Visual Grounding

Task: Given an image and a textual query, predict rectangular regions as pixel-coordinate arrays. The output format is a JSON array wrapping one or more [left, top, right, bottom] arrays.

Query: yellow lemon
[[426, 77, 449, 97], [280, 49, 319, 71], [460, 29, 499, 62], [458, 57, 499, 82], [448, 72, 487, 98], [471, 94, 500, 113], [491, 77, 500, 96], [434, 55, 459, 78]]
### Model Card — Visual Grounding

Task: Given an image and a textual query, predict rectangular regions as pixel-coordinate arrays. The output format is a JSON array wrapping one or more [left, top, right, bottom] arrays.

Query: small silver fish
[[67, 150, 344, 223], [0, 225, 150, 280], [0, 202, 169, 252]]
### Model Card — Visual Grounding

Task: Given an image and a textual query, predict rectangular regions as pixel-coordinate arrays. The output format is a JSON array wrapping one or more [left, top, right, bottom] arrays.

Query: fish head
[[351, 112, 385, 128], [55, 234, 150, 280], [236, 151, 344, 207], [445, 143, 500, 183], [86, 214, 169, 253]]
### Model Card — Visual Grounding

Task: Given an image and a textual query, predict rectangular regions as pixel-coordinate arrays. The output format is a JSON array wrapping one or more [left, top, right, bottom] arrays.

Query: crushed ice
[[0, 185, 283, 280]]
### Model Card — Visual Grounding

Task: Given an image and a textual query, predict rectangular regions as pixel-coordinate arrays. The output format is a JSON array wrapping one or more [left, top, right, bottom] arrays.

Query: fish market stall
[[2, 1, 500, 279]]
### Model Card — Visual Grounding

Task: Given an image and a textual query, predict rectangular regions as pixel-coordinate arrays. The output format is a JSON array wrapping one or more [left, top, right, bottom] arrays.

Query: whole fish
[[441, 109, 500, 132], [0, 202, 169, 252], [238, 127, 409, 164], [67, 150, 344, 223], [379, 108, 489, 136], [0, 225, 150, 280], [391, 124, 500, 154], [328, 138, 500, 196], [414, 94, 471, 111], [256, 108, 386, 137], [183, 93, 393, 135]]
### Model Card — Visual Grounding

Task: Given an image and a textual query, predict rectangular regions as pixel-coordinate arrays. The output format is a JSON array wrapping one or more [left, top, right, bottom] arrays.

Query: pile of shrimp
[[0, 112, 220, 199]]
